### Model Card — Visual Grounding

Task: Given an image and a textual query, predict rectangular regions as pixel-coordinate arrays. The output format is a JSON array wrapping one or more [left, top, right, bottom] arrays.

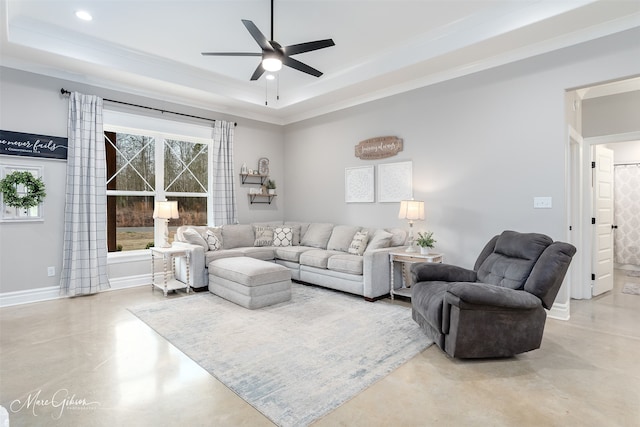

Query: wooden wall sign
[[0, 130, 68, 160], [355, 136, 403, 160]]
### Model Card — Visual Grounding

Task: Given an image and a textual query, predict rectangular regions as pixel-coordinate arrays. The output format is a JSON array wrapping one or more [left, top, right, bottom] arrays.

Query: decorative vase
[[269, 189, 276, 195], [420, 247, 430, 255]]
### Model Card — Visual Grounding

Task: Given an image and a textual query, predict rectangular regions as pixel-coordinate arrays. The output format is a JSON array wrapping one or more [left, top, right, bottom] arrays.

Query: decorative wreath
[[0, 171, 47, 209]]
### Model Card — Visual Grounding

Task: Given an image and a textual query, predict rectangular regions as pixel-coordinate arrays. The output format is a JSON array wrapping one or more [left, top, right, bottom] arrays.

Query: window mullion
[[154, 135, 166, 247], [208, 138, 214, 226]]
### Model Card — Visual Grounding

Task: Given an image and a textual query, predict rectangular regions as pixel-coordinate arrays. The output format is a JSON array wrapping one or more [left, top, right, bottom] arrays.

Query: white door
[[592, 145, 614, 296]]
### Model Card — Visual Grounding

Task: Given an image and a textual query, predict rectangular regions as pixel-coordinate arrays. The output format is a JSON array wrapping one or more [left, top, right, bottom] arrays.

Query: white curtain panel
[[212, 120, 237, 225], [614, 164, 640, 266], [59, 92, 110, 296]]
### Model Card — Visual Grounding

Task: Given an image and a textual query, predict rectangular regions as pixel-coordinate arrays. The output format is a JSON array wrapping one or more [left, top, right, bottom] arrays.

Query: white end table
[[150, 246, 191, 297], [389, 250, 443, 300]]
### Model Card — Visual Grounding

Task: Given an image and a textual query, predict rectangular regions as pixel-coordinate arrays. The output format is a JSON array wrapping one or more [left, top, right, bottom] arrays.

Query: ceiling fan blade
[[284, 39, 335, 56], [250, 63, 266, 81], [242, 19, 273, 51], [282, 56, 323, 78], [201, 52, 262, 56]]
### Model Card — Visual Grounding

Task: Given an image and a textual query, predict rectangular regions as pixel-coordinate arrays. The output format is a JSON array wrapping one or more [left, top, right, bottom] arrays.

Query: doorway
[[566, 76, 640, 301], [568, 132, 640, 299]]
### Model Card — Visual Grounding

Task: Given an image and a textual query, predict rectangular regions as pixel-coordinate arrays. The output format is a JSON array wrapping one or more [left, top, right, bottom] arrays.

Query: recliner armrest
[[411, 263, 477, 283], [445, 282, 541, 310]]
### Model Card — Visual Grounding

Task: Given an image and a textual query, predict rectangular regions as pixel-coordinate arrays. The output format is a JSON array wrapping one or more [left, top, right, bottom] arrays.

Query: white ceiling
[[2, 0, 639, 125]]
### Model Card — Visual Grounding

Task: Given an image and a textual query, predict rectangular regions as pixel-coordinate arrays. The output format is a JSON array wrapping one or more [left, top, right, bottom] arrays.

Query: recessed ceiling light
[[75, 10, 93, 21], [266, 74, 275, 81]]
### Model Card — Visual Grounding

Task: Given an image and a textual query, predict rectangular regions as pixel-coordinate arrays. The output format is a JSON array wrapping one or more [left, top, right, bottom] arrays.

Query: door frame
[[568, 130, 640, 299]]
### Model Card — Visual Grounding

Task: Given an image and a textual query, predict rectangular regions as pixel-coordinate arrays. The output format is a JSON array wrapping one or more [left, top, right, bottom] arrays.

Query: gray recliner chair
[[411, 230, 576, 359]]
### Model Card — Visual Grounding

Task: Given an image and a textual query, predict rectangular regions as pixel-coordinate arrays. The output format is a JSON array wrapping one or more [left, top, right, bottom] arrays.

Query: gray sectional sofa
[[172, 221, 408, 300]]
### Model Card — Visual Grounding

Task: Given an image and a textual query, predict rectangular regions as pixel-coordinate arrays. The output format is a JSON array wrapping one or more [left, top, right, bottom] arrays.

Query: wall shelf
[[240, 173, 268, 185], [249, 194, 276, 204]]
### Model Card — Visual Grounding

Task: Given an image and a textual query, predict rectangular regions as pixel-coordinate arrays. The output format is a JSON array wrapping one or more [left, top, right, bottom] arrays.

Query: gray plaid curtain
[[212, 120, 237, 225], [59, 92, 110, 296]]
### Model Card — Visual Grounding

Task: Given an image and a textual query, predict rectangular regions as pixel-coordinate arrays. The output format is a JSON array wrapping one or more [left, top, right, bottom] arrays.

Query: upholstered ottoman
[[208, 257, 292, 309]]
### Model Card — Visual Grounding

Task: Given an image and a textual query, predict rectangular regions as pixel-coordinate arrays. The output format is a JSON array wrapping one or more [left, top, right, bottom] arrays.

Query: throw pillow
[[254, 226, 274, 247], [348, 230, 369, 255], [273, 227, 293, 247], [182, 228, 208, 250], [205, 229, 222, 251]]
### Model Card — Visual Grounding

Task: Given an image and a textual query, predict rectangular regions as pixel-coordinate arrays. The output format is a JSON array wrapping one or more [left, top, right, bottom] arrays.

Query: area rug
[[129, 283, 431, 427], [622, 282, 640, 295]]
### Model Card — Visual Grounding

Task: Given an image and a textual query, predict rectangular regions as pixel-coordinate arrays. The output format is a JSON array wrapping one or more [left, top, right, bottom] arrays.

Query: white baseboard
[[0, 274, 151, 308], [0, 285, 61, 308], [548, 301, 570, 321]]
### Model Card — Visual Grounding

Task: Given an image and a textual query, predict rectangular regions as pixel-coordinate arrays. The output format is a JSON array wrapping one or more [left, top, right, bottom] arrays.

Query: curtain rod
[[60, 88, 236, 126]]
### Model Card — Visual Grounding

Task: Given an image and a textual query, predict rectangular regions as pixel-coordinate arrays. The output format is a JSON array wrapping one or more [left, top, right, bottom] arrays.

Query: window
[[104, 111, 213, 252]]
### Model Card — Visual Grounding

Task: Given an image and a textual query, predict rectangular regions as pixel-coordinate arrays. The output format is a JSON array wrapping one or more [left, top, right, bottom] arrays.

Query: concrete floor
[[1, 271, 639, 427]]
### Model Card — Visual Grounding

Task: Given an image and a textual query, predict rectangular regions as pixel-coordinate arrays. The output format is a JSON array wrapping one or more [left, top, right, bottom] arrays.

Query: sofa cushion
[[205, 250, 245, 265], [299, 249, 342, 269], [273, 227, 293, 247], [222, 224, 255, 249], [300, 223, 334, 249], [386, 228, 408, 247], [327, 225, 360, 252], [274, 246, 315, 262], [327, 254, 364, 275], [253, 225, 274, 247], [182, 228, 208, 250], [348, 230, 369, 255], [240, 247, 277, 261], [365, 229, 393, 252]]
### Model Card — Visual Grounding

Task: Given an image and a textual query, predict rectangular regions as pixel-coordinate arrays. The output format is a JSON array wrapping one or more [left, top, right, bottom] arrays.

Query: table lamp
[[398, 199, 425, 253], [153, 200, 179, 248]]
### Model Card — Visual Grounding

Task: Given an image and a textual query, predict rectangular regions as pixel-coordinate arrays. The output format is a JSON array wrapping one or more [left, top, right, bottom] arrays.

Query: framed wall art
[[378, 161, 412, 202], [0, 164, 45, 222], [345, 165, 375, 203]]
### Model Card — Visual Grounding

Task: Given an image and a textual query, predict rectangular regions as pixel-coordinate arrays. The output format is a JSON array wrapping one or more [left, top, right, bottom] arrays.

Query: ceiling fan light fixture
[[262, 57, 282, 72], [75, 10, 93, 21]]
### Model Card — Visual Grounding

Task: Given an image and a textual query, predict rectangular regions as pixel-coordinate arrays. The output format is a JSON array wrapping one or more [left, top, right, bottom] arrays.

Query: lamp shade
[[398, 200, 425, 221], [153, 200, 179, 220]]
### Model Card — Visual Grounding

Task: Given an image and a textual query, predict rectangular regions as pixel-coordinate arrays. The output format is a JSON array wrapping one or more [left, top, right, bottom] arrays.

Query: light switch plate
[[533, 197, 552, 209]]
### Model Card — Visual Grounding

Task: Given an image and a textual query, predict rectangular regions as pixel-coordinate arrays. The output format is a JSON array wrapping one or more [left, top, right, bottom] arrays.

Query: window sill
[[108, 249, 150, 264]]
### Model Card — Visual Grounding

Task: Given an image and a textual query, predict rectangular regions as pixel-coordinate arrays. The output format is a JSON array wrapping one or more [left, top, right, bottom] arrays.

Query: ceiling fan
[[201, 0, 335, 81]]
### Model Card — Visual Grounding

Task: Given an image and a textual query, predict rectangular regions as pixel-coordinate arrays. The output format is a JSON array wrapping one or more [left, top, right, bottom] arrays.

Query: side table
[[389, 250, 443, 300], [150, 246, 191, 297]]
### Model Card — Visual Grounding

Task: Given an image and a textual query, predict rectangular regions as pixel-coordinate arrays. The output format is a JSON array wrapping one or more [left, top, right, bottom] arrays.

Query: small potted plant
[[416, 231, 436, 255], [266, 179, 276, 195]]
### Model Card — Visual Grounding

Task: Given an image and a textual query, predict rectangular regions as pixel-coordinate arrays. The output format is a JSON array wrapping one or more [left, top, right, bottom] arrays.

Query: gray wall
[[1, 26, 639, 298], [283, 28, 640, 270], [582, 90, 640, 137], [0, 68, 284, 294]]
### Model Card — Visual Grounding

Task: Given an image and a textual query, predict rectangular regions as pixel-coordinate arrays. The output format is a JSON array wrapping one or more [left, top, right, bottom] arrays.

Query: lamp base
[[405, 244, 418, 253], [158, 220, 171, 248]]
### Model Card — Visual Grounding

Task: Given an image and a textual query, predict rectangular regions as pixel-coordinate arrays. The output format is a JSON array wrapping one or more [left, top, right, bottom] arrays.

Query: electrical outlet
[[533, 197, 552, 209], [47, 266, 55, 277]]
